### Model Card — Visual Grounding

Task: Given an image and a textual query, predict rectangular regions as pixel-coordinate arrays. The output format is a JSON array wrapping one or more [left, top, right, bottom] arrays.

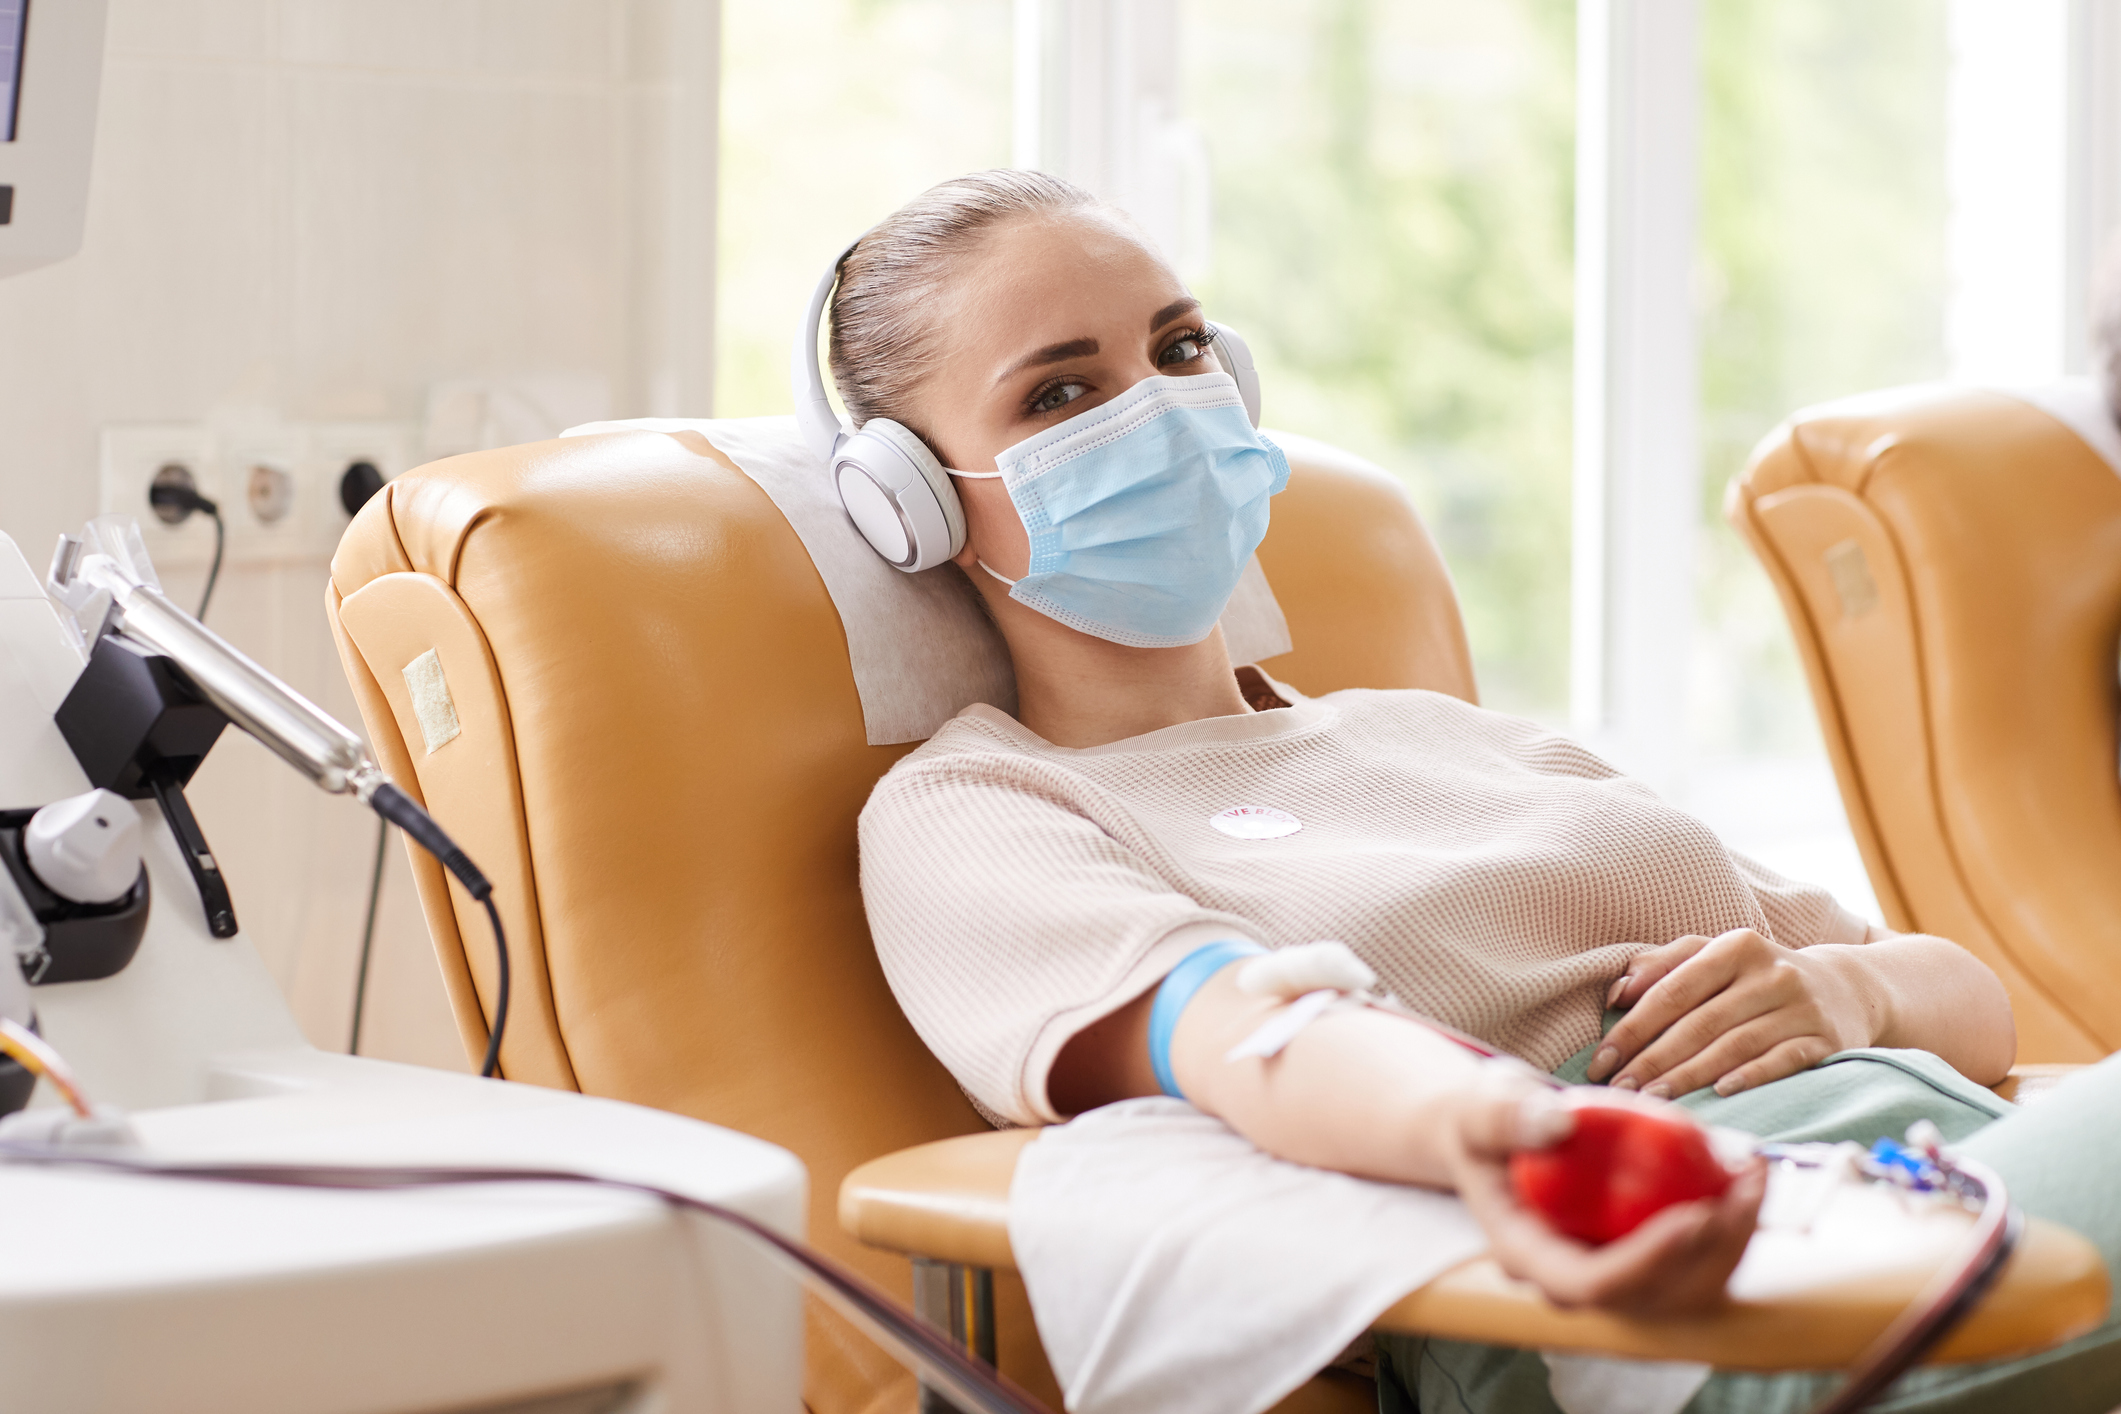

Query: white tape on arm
[[1224, 989, 1344, 1063]]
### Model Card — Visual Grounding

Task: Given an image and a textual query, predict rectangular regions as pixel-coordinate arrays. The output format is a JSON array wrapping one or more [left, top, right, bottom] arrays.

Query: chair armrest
[[1991, 1063, 2083, 1105], [1379, 1220, 2104, 1368], [839, 1128, 2109, 1370], [840, 1128, 1035, 1270]]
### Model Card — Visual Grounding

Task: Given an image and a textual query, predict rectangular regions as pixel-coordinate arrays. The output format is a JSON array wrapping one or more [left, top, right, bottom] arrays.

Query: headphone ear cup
[[864, 420, 966, 559], [1210, 324, 1264, 428], [834, 419, 967, 573]]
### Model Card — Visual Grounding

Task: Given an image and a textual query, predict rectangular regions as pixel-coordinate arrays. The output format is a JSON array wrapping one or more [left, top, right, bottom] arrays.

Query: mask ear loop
[[944, 465, 1019, 586]]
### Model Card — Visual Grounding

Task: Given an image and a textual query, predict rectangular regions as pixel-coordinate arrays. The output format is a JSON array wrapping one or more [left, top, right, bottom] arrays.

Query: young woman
[[841, 169, 2121, 1412]]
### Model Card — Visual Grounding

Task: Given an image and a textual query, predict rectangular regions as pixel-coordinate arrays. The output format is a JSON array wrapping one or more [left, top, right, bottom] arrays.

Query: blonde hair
[[827, 169, 1101, 431]]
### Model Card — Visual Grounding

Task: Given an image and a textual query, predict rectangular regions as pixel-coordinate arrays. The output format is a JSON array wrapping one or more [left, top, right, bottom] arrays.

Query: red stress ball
[[1508, 1102, 1734, 1245]]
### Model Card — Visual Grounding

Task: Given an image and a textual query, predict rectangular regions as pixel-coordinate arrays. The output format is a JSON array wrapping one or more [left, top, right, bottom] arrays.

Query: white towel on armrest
[[1008, 1097, 1486, 1414]]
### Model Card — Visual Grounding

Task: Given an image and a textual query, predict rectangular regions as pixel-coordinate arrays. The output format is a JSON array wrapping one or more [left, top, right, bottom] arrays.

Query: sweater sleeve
[[1729, 849, 1870, 950], [858, 751, 1264, 1125]]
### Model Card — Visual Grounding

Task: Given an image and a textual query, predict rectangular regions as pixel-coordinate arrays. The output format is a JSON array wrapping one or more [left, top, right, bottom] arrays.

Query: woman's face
[[909, 210, 1223, 579]]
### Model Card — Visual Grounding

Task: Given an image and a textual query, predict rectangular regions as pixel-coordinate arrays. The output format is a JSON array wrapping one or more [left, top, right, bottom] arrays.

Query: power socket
[[100, 425, 221, 571], [311, 422, 416, 523], [100, 421, 420, 571], [219, 427, 311, 564]]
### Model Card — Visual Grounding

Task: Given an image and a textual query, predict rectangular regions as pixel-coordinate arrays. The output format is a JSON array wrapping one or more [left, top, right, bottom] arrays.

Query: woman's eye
[[1159, 332, 1212, 366], [1031, 380, 1089, 415]]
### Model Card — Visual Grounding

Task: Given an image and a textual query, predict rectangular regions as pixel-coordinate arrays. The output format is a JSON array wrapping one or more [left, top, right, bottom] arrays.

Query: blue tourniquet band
[[1148, 940, 1268, 1100]]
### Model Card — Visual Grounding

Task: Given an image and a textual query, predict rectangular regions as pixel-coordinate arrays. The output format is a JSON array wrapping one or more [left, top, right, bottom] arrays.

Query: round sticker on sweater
[[1210, 805, 1301, 839]]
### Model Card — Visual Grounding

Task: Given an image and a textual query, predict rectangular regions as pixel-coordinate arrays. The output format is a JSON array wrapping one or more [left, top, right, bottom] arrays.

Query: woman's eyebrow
[[994, 337, 1099, 385], [1150, 297, 1202, 330]]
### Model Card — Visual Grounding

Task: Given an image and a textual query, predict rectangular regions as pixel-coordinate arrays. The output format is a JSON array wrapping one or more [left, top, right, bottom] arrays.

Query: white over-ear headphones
[[791, 239, 1265, 573]]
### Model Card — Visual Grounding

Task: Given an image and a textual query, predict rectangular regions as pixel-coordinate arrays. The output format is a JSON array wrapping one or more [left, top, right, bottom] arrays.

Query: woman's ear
[[949, 473, 1032, 580]]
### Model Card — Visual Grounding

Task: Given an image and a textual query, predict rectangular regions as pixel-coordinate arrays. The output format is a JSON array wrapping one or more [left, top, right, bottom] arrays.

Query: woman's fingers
[[1602, 934, 1713, 1017], [1609, 985, 1784, 1094], [1620, 1013, 1790, 1102], [1707, 1033, 1839, 1098], [1446, 1088, 1767, 1317], [1570, 1158, 1766, 1314], [1612, 970, 1823, 1096], [1589, 932, 1757, 1081], [1453, 1083, 1576, 1162], [1598, 931, 1858, 1097], [1484, 1158, 1767, 1314]]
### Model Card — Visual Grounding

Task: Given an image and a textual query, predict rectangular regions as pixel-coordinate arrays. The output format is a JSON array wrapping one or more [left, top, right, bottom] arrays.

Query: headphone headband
[[791, 239, 861, 463]]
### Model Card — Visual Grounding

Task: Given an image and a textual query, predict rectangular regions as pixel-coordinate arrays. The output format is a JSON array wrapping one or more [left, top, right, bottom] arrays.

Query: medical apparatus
[[0, 0, 105, 279]]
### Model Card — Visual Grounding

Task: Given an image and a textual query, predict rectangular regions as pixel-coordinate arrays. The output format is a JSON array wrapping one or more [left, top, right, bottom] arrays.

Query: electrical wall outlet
[[99, 420, 422, 572], [218, 426, 312, 564], [311, 421, 417, 524], [99, 424, 220, 571]]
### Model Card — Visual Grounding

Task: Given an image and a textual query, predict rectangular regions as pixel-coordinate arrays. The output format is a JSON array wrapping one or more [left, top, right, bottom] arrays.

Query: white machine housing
[[0, 0, 107, 279], [0, 529, 805, 1413]]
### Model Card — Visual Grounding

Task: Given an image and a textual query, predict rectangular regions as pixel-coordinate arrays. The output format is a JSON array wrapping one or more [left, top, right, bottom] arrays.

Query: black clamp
[[52, 633, 238, 939]]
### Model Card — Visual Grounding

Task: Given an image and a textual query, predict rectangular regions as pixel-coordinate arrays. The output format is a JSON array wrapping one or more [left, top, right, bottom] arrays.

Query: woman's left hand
[[1584, 929, 1879, 1099]]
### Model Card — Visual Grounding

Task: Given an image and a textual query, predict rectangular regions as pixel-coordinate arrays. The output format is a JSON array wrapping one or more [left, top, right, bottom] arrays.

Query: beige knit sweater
[[857, 678, 1867, 1126]]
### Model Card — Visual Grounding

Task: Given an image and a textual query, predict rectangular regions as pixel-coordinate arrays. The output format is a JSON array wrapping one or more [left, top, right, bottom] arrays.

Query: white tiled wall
[[0, 0, 718, 1068]]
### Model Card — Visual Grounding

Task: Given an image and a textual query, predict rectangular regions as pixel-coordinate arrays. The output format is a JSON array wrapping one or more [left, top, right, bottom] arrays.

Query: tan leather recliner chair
[[325, 423, 1474, 1414], [1729, 387, 2121, 1064]]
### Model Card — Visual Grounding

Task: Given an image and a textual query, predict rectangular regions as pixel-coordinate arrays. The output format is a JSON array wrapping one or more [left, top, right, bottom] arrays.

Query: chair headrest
[[564, 417, 1294, 745], [1999, 377, 2121, 477]]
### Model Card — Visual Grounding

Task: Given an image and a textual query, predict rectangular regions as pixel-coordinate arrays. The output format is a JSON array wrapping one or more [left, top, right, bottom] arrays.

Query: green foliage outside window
[[1693, 0, 1949, 758], [1185, 0, 1578, 718]]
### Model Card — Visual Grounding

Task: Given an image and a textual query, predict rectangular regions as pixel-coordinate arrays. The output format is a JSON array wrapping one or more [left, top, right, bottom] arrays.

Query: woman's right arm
[[1053, 966, 1766, 1315], [865, 764, 1763, 1314]]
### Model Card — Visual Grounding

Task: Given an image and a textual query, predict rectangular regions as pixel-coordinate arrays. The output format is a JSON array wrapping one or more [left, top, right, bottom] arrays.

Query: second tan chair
[[1730, 387, 2121, 1063]]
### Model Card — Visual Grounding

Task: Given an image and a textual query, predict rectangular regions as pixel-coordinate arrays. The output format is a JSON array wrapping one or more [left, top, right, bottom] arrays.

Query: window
[[1688, 0, 1954, 909], [1181, 0, 1577, 717], [716, 0, 1014, 417]]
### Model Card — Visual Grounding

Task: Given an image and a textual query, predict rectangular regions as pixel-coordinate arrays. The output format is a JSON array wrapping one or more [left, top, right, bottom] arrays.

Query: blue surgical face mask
[[948, 371, 1291, 648]]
